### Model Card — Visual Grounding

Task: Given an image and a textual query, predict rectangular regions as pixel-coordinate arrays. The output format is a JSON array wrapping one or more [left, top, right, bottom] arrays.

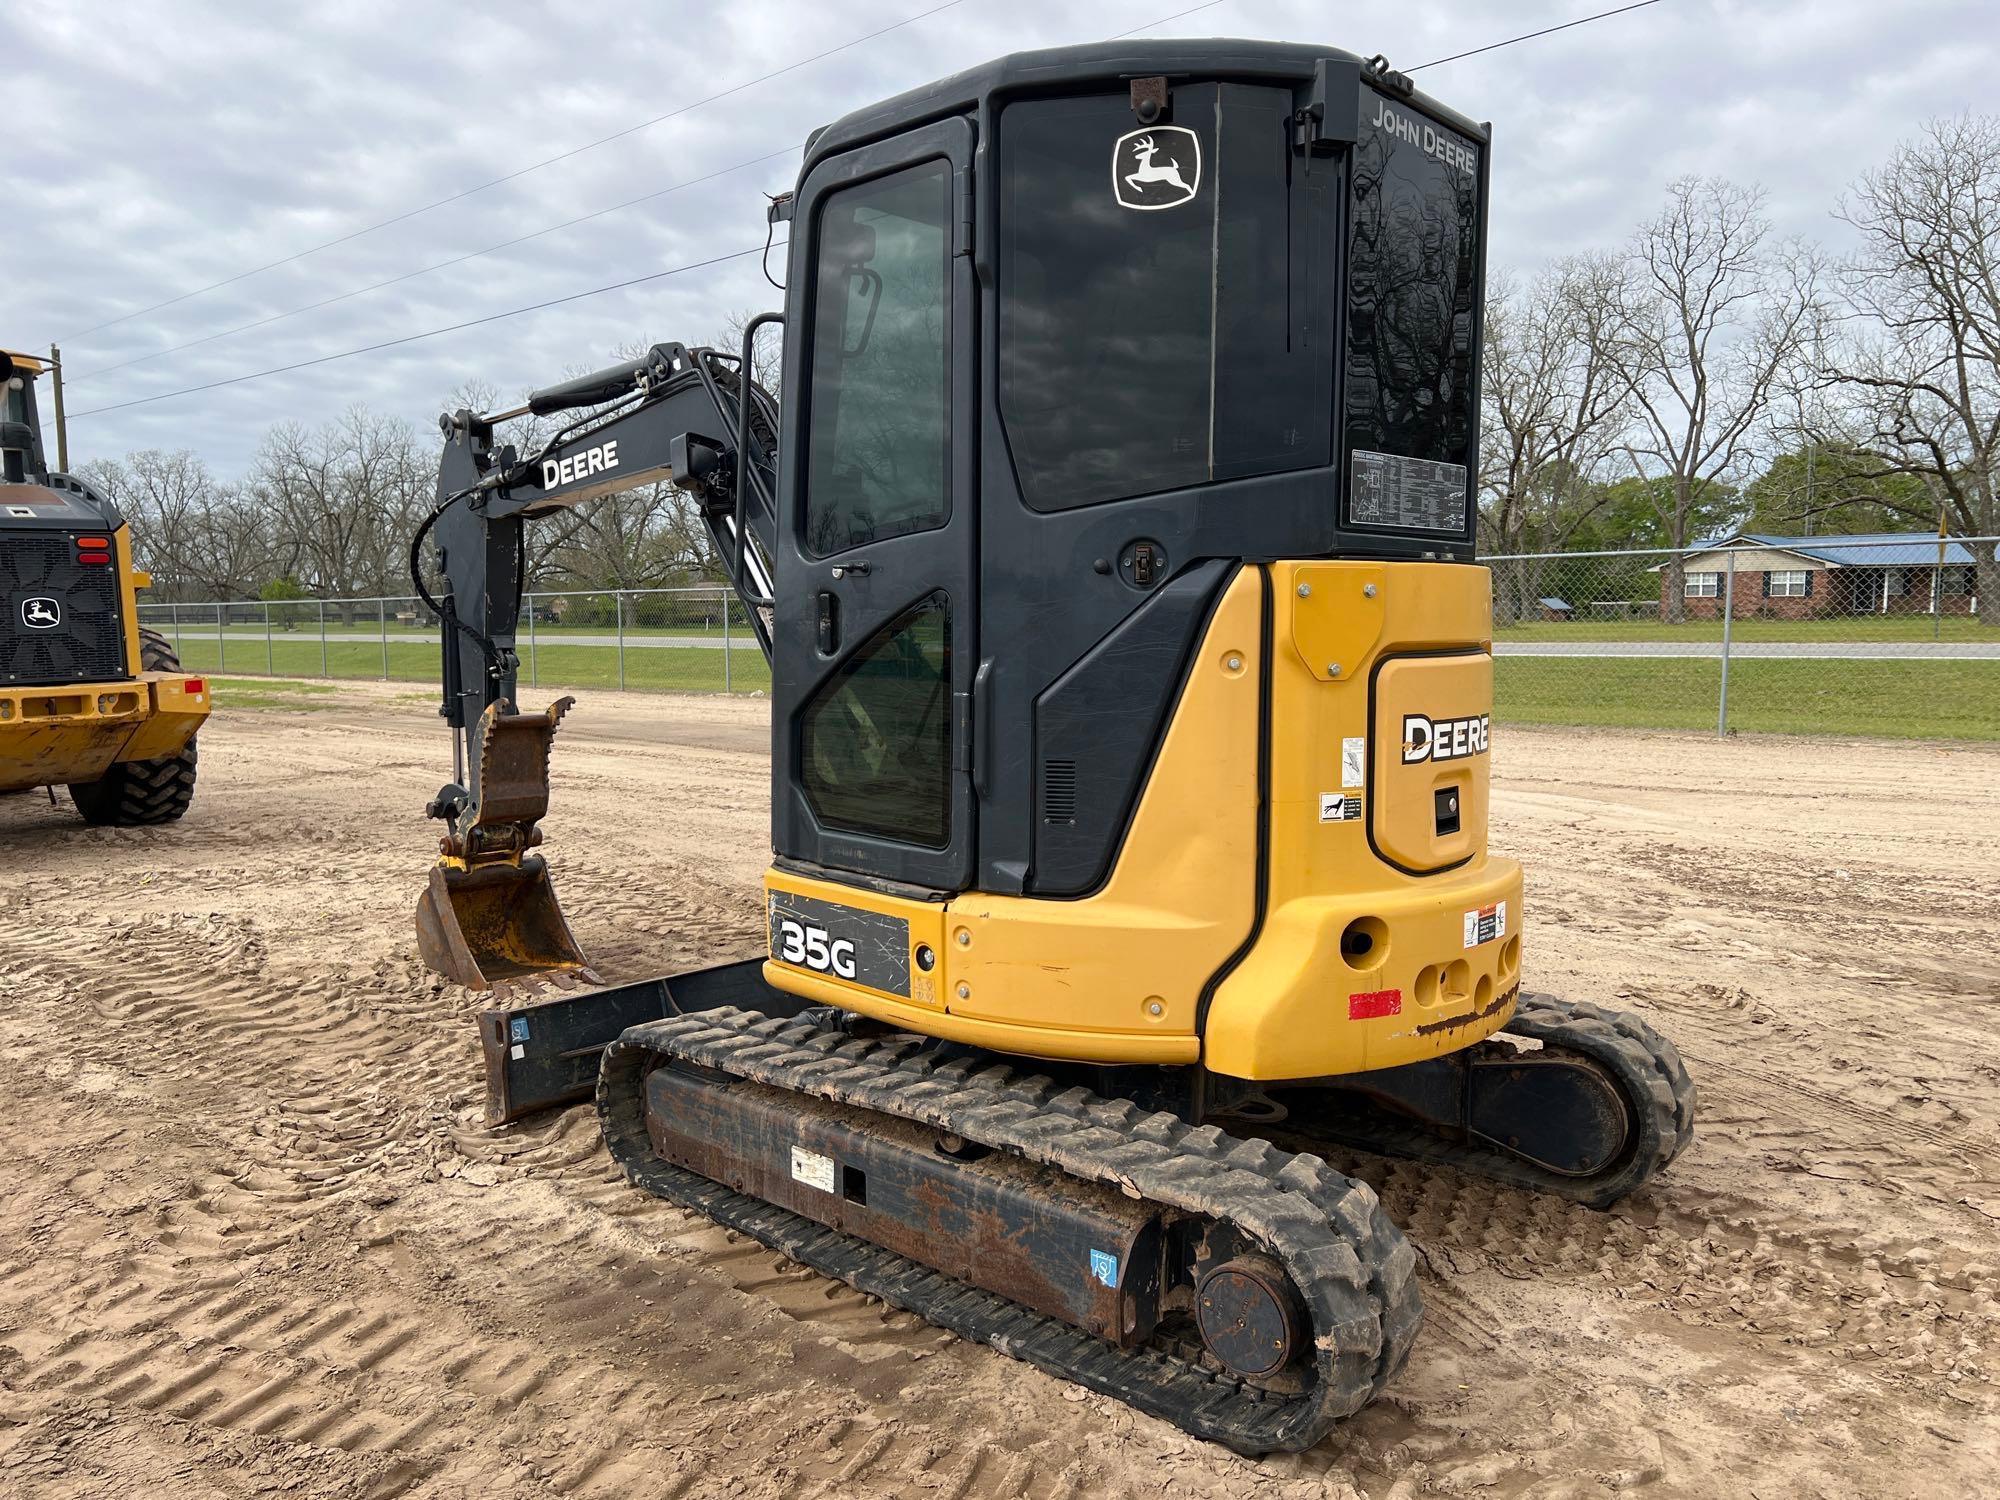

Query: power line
[[62, 247, 769, 421], [55, 0, 967, 345], [68, 0, 1233, 387], [68, 147, 800, 386], [1409, 0, 1664, 71], [1110, 0, 1224, 39]]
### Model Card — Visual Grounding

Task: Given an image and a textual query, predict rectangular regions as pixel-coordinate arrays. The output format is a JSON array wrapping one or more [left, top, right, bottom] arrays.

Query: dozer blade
[[416, 858, 591, 989], [415, 696, 596, 989]]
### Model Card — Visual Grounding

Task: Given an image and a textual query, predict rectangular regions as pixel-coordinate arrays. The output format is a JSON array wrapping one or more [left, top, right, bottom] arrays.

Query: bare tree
[[1479, 254, 1630, 619], [1609, 177, 1817, 619], [253, 406, 432, 615], [1813, 113, 2000, 621], [718, 308, 784, 392], [78, 449, 274, 601]]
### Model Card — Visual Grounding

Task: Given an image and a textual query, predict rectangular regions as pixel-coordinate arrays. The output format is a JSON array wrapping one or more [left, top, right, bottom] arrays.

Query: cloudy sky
[[7, 0, 1994, 474]]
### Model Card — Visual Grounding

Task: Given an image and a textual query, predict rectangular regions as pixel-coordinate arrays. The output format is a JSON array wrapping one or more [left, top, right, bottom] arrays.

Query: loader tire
[[67, 629, 199, 826]]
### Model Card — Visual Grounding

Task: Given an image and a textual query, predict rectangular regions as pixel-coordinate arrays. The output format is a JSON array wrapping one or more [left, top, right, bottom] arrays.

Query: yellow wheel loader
[[1, 350, 208, 823], [409, 42, 1695, 1454]]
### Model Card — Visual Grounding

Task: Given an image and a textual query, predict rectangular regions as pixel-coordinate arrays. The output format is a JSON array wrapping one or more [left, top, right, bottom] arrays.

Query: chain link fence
[[140, 537, 2000, 740], [137, 586, 767, 696], [1487, 535, 2000, 740]]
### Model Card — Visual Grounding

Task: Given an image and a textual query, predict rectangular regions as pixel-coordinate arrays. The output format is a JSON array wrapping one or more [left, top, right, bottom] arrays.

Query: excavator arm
[[412, 334, 780, 987]]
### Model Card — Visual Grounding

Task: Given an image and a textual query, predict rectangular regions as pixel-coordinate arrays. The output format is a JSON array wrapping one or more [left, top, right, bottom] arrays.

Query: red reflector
[[184, 679, 205, 694], [1348, 989, 1403, 1021], [79, 551, 112, 565], [75, 536, 110, 548]]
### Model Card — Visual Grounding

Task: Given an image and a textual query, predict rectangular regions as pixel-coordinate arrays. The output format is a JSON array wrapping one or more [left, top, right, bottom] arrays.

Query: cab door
[[770, 119, 977, 891]]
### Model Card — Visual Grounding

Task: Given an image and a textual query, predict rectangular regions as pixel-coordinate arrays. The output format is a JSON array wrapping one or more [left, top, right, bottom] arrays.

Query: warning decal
[[1462, 900, 1508, 949], [1340, 736, 1367, 790], [1089, 1248, 1121, 1288], [1320, 793, 1362, 823]]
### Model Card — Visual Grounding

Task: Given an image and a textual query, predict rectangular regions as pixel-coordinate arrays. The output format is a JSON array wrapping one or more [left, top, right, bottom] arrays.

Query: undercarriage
[[492, 968, 1693, 1455]]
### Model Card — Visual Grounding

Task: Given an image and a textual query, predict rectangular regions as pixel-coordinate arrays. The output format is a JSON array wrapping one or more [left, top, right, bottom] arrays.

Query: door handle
[[830, 560, 871, 579], [970, 658, 994, 797], [816, 590, 840, 656]]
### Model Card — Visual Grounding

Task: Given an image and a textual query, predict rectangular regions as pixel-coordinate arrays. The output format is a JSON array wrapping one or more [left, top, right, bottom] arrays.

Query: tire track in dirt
[[1330, 1153, 2000, 1395], [0, 912, 1188, 1500]]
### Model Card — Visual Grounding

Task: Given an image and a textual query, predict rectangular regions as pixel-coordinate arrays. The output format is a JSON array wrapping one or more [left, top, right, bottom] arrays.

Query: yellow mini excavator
[[1, 349, 208, 822], [410, 41, 1694, 1454]]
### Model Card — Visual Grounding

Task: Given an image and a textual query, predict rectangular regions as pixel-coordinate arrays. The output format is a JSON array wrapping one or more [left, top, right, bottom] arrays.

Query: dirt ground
[[2, 681, 1996, 1500]]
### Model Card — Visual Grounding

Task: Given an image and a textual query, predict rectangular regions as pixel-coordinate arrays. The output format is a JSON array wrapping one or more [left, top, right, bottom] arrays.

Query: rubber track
[[599, 1008, 1422, 1454], [1312, 993, 1696, 1209], [68, 628, 198, 826]]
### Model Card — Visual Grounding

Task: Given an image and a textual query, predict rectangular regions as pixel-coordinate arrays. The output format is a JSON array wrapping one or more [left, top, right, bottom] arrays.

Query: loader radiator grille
[[0, 531, 126, 685]]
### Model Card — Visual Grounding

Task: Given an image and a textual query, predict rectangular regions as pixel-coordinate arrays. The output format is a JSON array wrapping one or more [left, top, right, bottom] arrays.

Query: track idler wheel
[[1196, 1255, 1307, 1384]]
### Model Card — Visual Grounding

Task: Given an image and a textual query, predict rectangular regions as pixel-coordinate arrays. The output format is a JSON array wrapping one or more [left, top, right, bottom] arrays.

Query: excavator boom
[[412, 339, 778, 986]]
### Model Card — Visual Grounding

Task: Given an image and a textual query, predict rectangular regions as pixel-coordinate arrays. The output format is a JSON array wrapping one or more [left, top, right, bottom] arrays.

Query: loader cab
[[768, 41, 1489, 902], [1, 351, 49, 485]]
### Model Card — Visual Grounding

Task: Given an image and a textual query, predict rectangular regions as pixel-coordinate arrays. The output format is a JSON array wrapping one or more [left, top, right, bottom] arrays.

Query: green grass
[[206, 676, 345, 712], [148, 620, 740, 644], [172, 634, 1993, 741], [162, 635, 771, 695], [1495, 657, 2000, 740], [1494, 614, 1993, 642]]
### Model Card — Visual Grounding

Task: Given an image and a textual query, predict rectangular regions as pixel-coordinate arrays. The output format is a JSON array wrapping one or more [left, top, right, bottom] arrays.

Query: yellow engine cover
[[763, 561, 1522, 1081]]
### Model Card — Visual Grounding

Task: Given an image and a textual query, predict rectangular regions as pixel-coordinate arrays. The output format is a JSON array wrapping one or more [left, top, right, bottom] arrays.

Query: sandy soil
[[2, 680, 1996, 1499]]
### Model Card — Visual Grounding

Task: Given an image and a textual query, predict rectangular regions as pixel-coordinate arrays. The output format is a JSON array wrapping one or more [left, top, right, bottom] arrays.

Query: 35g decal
[[775, 917, 858, 979]]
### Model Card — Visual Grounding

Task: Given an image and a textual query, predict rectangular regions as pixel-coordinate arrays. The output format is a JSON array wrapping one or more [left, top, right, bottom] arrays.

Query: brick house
[[1657, 533, 1983, 621]]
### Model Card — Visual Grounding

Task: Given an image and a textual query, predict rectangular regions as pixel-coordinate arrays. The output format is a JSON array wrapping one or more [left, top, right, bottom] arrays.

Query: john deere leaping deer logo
[[1112, 126, 1201, 211], [21, 597, 60, 630]]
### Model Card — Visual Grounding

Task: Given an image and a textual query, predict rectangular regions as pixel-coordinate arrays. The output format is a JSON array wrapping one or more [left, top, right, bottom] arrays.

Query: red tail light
[[78, 551, 111, 565]]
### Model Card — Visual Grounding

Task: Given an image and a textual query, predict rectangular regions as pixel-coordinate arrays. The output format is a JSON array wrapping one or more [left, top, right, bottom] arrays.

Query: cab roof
[[802, 37, 1487, 177], [1, 349, 47, 376]]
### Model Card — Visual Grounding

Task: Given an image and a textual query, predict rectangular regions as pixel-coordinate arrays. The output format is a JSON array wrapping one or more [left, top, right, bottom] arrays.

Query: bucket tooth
[[415, 697, 595, 989]]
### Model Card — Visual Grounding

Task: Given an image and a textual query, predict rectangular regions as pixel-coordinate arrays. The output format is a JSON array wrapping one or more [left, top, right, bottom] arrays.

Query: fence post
[[616, 591, 626, 691], [170, 602, 180, 659], [317, 601, 328, 677], [722, 591, 732, 693], [1716, 549, 1736, 738], [528, 593, 537, 687], [265, 601, 274, 673], [380, 599, 390, 680], [217, 603, 226, 674]]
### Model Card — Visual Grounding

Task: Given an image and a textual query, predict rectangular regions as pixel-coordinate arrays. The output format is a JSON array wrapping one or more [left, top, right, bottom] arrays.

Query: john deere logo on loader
[[1112, 127, 1200, 211], [20, 597, 59, 630]]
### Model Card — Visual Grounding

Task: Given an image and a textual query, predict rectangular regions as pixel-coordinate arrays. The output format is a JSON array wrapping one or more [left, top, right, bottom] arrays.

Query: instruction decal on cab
[[1403, 713, 1490, 765]]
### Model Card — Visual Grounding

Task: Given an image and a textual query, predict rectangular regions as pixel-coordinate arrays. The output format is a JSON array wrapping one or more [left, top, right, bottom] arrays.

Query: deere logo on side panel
[[21, 597, 60, 630], [1402, 712, 1489, 764], [1112, 127, 1201, 211]]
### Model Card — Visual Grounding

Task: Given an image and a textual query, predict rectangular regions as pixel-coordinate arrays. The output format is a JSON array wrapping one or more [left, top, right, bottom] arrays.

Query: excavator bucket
[[416, 858, 590, 988], [414, 697, 596, 989]]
